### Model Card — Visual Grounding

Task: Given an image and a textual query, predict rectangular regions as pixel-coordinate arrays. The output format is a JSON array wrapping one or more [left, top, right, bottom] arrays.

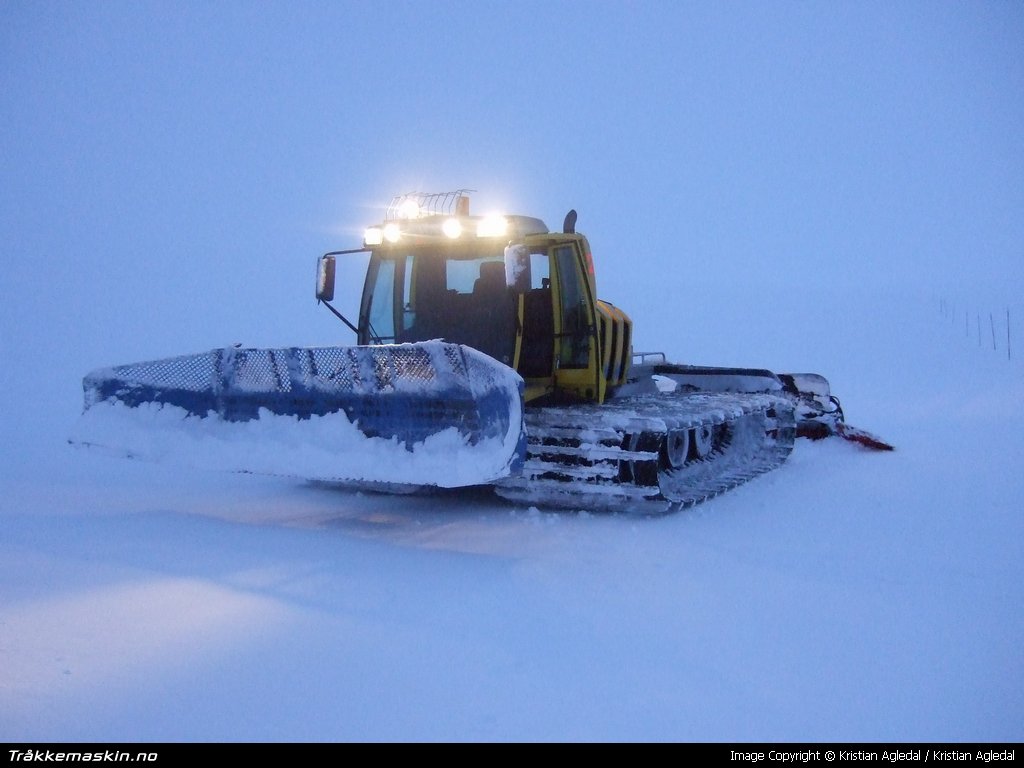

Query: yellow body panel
[[512, 233, 632, 405]]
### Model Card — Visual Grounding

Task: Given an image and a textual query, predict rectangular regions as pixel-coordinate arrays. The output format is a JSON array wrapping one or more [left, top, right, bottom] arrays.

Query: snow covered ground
[[2, 287, 1021, 742]]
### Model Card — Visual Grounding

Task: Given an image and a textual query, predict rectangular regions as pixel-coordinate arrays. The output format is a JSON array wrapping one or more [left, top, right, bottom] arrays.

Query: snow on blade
[[71, 342, 526, 488], [70, 400, 520, 487]]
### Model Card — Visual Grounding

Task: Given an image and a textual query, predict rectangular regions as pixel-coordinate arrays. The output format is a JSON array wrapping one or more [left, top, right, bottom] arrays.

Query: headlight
[[363, 227, 384, 246], [442, 218, 463, 238], [396, 199, 421, 219], [477, 214, 508, 238], [383, 222, 402, 243]]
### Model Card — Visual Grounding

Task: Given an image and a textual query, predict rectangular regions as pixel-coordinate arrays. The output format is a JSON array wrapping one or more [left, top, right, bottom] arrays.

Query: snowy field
[[2, 288, 1021, 743]]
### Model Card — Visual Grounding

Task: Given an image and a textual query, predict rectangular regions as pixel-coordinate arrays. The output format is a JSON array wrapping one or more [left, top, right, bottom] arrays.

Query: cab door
[[507, 235, 604, 404], [550, 239, 604, 403]]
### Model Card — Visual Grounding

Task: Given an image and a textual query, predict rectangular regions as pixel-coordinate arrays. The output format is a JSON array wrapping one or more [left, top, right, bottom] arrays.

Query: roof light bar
[[361, 191, 548, 247]]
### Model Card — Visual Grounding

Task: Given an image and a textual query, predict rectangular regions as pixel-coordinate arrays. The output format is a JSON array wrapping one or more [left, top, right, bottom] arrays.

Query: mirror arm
[[319, 299, 360, 338]]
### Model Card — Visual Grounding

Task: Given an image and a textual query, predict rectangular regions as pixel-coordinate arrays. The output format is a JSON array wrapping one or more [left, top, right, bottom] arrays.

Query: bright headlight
[[477, 214, 508, 238], [397, 199, 421, 219], [383, 222, 402, 243], [442, 218, 463, 239], [363, 227, 384, 246]]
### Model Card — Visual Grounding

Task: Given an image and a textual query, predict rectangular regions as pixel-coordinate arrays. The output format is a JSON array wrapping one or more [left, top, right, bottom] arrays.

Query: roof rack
[[386, 189, 474, 220]]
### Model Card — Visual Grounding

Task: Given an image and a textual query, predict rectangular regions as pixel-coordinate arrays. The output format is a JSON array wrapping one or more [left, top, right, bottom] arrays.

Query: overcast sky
[[2, 1, 1022, 419]]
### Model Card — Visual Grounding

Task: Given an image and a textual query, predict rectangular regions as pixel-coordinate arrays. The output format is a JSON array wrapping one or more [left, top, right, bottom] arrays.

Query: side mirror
[[504, 244, 531, 292], [316, 255, 336, 302]]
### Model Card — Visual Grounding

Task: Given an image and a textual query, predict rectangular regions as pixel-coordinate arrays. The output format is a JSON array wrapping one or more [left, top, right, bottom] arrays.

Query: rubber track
[[494, 391, 796, 515]]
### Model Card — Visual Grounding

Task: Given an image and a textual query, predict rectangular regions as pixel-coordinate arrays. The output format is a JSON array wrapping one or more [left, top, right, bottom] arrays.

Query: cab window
[[554, 245, 590, 368]]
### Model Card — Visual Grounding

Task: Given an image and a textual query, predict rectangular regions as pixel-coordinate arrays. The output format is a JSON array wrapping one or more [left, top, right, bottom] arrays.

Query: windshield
[[360, 245, 517, 365]]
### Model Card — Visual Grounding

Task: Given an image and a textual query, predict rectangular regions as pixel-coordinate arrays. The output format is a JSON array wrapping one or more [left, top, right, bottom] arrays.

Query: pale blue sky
[[2, 1, 1022, 408]]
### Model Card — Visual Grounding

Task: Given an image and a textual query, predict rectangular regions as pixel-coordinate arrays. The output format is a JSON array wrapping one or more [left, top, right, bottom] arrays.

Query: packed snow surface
[[2, 290, 1022, 742]]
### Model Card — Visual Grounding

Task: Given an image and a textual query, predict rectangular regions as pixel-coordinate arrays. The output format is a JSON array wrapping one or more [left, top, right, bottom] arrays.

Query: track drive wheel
[[662, 429, 690, 469], [693, 424, 715, 459]]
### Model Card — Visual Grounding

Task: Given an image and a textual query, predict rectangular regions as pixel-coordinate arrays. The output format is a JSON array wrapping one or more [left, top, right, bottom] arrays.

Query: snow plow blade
[[71, 342, 526, 487]]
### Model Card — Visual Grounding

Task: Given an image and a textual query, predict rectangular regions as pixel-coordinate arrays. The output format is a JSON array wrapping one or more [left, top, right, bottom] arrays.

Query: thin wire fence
[[938, 298, 1014, 362]]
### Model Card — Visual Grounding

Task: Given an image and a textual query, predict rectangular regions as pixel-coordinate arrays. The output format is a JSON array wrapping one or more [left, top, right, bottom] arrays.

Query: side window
[[366, 258, 396, 342], [554, 245, 590, 368], [531, 251, 549, 289]]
